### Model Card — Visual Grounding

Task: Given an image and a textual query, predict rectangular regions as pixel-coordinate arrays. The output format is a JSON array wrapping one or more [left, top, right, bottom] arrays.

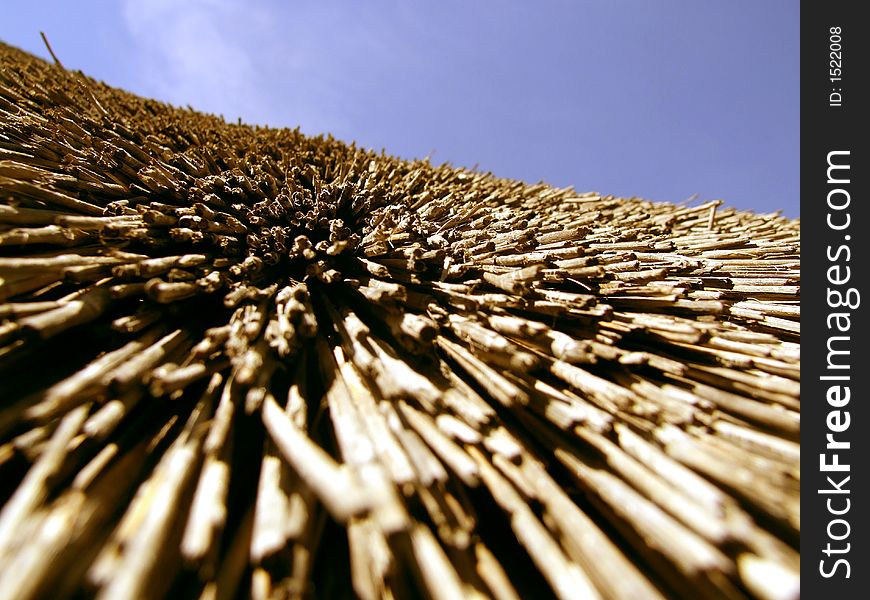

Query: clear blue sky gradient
[[3, 1, 799, 217]]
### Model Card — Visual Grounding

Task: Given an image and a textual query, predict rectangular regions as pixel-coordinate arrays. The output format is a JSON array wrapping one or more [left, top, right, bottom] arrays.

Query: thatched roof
[[0, 41, 798, 600]]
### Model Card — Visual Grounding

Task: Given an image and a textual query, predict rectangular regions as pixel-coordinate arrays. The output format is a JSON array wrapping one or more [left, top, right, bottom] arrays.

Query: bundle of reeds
[[0, 41, 799, 600]]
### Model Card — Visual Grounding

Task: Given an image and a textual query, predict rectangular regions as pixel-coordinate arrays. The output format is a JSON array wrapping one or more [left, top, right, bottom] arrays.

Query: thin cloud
[[122, 0, 266, 123]]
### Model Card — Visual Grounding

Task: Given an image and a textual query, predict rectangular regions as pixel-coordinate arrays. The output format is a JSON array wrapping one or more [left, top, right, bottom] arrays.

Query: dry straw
[[0, 42, 798, 600]]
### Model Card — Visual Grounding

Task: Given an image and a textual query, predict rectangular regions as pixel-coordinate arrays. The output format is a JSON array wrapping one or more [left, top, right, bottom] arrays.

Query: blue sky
[[3, 1, 799, 217]]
